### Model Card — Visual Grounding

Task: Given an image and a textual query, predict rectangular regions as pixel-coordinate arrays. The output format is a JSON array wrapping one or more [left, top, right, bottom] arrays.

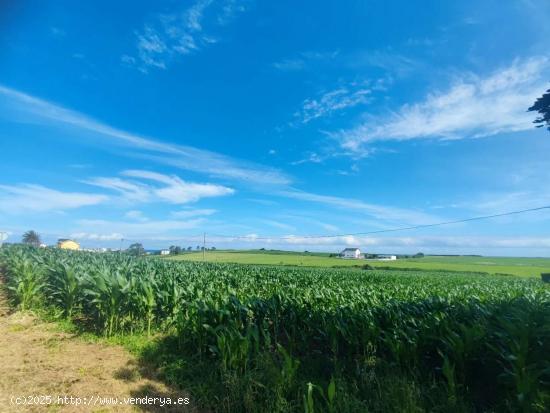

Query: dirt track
[[0, 288, 197, 413]]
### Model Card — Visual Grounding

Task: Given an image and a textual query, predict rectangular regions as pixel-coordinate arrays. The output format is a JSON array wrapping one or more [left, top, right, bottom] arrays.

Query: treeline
[[167, 245, 217, 255]]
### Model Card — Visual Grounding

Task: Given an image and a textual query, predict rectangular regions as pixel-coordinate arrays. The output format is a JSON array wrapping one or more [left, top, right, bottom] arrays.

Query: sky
[[1, 0, 550, 255]]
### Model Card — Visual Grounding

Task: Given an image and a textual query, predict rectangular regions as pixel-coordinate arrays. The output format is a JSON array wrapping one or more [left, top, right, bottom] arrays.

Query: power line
[[3, 205, 549, 245], [207, 205, 550, 240]]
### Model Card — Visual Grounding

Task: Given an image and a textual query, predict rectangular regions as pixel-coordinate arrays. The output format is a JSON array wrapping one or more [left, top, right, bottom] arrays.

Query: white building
[[378, 255, 397, 261], [160, 249, 170, 255], [340, 248, 362, 259]]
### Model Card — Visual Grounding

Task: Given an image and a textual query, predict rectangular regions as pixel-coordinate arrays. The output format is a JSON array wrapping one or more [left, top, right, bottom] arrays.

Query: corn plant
[[46, 260, 82, 318], [1, 244, 549, 412], [5, 252, 44, 311]]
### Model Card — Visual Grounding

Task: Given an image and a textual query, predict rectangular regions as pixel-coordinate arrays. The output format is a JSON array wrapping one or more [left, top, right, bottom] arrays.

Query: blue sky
[[1, 0, 550, 255]]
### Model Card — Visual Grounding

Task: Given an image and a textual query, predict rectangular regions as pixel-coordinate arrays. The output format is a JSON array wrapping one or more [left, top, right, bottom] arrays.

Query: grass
[[166, 250, 550, 277]]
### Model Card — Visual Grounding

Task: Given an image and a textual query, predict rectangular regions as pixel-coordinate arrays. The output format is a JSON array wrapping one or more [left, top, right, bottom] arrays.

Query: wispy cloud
[[85, 170, 234, 204], [125, 169, 234, 203], [279, 214, 340, 233], [82, 177, 150, 202], [290, 152, 324, 165], [272, 58, 306, 72], [124, 210, 149, 222], [246, 198, 279, 206], [0, 184, 107, 214], [335, 56, 550, 153], [216, 234, 550, 251], [0, 84, 291, 186], [345, 50, 419, 76], [295, 81, 375, 124], [71, 232, 124, 241], [278, 189, 440, 225], [217, 0, 250, 25], [126, 0, 249, 71], [272, 50, 339, 72], [256, 219, 296, 232]]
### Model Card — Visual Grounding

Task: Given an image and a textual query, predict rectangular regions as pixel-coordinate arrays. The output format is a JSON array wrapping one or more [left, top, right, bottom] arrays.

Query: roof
[[342, 248, 360, 251]]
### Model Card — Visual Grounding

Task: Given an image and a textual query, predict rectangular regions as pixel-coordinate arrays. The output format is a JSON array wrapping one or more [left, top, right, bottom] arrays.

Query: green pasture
[[167, 250, 550, 277]]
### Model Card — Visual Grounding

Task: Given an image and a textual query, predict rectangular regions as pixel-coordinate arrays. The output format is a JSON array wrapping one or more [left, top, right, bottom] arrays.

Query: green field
[[167, 250, 550, 277], [3, 245, 550, 412]]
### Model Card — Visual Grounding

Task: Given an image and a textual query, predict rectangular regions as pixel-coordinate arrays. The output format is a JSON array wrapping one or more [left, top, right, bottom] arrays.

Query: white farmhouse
[[340, 248, 362, 259], [160, 249, 170, 255]]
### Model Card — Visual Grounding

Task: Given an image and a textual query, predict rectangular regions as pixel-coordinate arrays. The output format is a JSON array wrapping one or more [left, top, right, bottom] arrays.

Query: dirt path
[[0, 288, 198, 413]]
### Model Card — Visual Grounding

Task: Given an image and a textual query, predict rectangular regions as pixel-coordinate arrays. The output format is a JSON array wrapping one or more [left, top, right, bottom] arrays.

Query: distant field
[[167, 250, 550, 277]]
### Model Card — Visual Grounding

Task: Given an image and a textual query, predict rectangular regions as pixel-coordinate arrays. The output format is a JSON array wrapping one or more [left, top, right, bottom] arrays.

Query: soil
[[0, 287, 198, 412]]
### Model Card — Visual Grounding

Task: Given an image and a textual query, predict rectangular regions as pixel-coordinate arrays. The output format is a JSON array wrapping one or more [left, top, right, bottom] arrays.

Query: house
[[340, 247, 362, 259], [57, 239, 80, 250], [160, 249, 170, 255]]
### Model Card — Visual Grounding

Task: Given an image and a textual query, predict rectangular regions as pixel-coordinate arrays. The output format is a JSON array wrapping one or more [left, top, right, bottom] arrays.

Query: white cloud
[[203, 233, 550, 252], [85, 170, 234, 205], [82, 177, 150, 202], [0, 84, 291, 186], [281, 214, 340, 233], [122, 170, 234, 203], [217, 0, 249, 24], [279, 189, 439, 225], [246, 198, 279, 206], [0, 184, 107, 214], [257, 219, 296, 232], [124, 210, 149, 222], [296, 85, 373, 124], [127, 0, 249, 71], [345, 50, 418, 76], [71, 232, 124, 241], [291, 152, 324, 165], [336, 57, 550, 153]]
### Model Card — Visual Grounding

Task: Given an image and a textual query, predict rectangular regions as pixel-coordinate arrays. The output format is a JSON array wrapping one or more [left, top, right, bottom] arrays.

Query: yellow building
[[57, 239, 80, 250]]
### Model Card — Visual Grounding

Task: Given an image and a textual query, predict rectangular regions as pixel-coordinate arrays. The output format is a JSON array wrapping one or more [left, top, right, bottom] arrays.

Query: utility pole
[[203, 232, 206, 261]]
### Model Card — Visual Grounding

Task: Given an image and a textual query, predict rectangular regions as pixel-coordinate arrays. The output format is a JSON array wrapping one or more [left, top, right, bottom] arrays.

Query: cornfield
[[1, 244, 549, 412]]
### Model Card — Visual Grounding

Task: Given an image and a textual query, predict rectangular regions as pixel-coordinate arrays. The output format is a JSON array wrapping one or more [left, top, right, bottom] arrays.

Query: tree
[[187, 246, 192, 251], [127, 243, 145, 256], [196, 245, 200, 250], [22, 230, 41, 247], [211, 246, 216, 250], [528, 88, 550, 131], [169, 245, 182, 255]]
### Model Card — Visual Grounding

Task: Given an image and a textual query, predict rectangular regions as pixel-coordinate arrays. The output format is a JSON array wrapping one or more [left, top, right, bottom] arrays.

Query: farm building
[[378, 255, 397, 261], [340, 248, 362, 259], [160, 249, 170, 255], [57, 239, 80, 250]]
